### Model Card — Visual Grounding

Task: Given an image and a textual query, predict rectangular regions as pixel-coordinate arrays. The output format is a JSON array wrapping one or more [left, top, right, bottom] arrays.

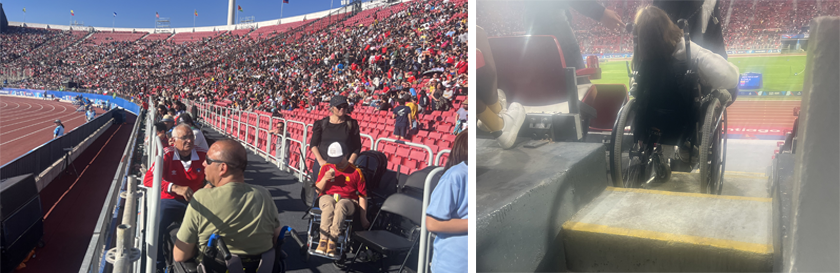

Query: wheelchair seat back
[[632, 57, 701, 145], [488, 35, 570, 107]]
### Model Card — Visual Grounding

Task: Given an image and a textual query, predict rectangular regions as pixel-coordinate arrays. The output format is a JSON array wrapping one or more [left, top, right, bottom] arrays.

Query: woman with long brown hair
[[425, 129, 468, 273], [632, 6, 739, 104]]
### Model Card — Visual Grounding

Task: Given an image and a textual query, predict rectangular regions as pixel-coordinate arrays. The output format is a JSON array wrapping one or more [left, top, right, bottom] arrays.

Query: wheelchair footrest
[[670, 159, 695, 173], [307, 250, 343, 260]]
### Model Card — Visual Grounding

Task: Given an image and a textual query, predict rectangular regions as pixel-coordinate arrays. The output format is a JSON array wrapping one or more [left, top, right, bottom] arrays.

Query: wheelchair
[[609, 19, 728, 194], [300, 195, 356, 264], [169, 225, 294, 273]]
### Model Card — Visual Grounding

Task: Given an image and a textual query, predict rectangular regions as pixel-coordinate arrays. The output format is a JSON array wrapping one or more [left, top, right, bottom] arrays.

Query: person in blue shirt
[[391, 98, 411, 141], [86, 107, 96, 122], [425, 129, 468, 273], [53, 120, 65, 139]]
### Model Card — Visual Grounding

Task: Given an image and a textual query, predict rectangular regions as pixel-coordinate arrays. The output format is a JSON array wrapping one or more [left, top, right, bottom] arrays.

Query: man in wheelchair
[[611, 6, 738, 193], [171, 140, 284, 272], [313, 142, 370, 258]]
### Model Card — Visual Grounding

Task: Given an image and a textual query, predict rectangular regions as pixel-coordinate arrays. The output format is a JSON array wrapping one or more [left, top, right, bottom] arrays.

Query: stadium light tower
[[227, 0, 235, 25]]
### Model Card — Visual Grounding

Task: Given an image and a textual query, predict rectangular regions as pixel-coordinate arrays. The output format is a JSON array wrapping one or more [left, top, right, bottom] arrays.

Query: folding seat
[[383, 144, 397, 156], [442, 134, 456, 144], [428, 132, 443, 142], [396, 149, 411, 166], [409, 150, 428, 170], [439, 138, 453, 150], [438, 124, 452, 135]]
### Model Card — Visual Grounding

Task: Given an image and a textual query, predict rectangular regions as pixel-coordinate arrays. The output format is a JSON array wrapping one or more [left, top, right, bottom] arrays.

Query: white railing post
[[145, 142, 163, 273], [418, 167, 446, 273]]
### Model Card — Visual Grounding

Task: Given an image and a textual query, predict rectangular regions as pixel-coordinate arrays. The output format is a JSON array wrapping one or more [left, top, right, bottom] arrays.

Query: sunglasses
[[205, 157, 235, 166], [334, 104, 349, 110]]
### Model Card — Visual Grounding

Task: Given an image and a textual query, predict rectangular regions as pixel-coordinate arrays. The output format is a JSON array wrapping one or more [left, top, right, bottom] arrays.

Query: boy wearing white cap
[[313, 142, 370, 257]]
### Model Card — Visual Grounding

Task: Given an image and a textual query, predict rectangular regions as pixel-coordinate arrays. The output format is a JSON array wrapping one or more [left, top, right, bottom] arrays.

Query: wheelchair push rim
[[699, 99, 726, 194]]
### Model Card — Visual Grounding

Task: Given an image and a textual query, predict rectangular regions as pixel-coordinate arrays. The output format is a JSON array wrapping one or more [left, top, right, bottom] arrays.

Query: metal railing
[[435, 149, 451, 167], [78, 107, 142, 273], [190, 101, 447, 182], [417, 167, 446, 273], [375, 137, 435, 167]]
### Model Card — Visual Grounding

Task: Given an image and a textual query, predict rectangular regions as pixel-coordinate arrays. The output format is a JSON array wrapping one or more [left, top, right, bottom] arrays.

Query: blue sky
[[4, 0, 366, 28]]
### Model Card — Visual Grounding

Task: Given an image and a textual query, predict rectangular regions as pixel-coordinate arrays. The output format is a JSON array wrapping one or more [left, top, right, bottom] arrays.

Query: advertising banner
[[0, 88, 140, 114]]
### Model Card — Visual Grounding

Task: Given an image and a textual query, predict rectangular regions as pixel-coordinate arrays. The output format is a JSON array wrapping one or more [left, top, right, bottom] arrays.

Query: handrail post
[[122, 176, 138, 238], [113, 225, 129, 273], [418, 167, 446, 273], [145, 147, 163, 273], [301, 125, 309, 182]]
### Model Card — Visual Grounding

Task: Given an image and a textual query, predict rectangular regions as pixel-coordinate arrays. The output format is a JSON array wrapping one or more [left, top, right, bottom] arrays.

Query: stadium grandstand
[[0, 0, 467, 272], [478, 0, 840, 56]]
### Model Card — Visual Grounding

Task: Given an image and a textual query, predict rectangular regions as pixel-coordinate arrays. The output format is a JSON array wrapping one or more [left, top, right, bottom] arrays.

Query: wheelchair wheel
[[699, 99, 725, 194], [610, 98, 647, 187]]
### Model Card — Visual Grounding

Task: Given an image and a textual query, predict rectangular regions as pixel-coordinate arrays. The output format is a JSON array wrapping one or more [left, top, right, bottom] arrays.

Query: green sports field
[[590, 55, 807, 95]]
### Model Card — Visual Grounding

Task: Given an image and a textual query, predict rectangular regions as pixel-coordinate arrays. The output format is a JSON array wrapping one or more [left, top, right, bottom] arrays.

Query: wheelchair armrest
[[577, 101, 597, 119]]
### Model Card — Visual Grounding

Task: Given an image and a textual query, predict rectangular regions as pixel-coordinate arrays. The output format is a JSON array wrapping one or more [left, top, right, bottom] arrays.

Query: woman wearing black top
[[309, 95, 362, 182]]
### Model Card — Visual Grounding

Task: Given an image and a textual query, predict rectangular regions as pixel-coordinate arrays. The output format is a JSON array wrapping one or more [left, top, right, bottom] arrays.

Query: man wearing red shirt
[[314, 142, 369, 257], [143, 125, 207, 270]]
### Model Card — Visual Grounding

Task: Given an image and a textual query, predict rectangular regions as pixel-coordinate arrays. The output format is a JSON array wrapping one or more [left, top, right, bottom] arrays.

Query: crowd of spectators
[[3, 0, 467, 120], [477, 0, 838, 55]]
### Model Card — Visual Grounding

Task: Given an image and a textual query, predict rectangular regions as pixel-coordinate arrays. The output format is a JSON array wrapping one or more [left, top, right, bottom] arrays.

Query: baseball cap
[[330, 95, 348, 108], [326, 142, 346, 164], [161, 115, 174, 122], [178, 114, 193, 125]]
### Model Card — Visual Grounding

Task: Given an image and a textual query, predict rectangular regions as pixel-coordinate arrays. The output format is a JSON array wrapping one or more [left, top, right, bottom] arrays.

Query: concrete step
[[563, 187, 773, 272]]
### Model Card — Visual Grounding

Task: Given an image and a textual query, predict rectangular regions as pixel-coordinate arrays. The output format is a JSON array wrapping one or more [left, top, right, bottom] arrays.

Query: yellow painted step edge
[[606, 186, 772, 202], [562, 221, 773, 255]]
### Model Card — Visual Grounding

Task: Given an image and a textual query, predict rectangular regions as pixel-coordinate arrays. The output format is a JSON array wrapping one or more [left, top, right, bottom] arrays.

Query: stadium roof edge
[[5, 0, 404, 33]]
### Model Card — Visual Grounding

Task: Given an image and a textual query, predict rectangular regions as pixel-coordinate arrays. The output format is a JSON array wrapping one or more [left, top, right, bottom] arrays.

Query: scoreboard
[[739, 72, 763, 90]]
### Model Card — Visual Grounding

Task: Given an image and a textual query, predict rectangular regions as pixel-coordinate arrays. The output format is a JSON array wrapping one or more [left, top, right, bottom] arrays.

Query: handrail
[[374, 138, 435, 166], [360, 133, 375, 152], [435, 149, 451, 167], [78, 111, 142, 273], [145, 138, 164, 273], [418, 167, 446, 273]]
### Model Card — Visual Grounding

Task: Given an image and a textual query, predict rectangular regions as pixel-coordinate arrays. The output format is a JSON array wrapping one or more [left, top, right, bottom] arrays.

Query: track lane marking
[[0, 111, 83, 145], [0, 104, 70, 132], [0, 102, 60, 125]]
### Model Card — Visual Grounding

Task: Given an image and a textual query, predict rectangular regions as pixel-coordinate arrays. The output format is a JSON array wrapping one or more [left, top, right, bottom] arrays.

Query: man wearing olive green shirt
[[173, 139, 283, 262]]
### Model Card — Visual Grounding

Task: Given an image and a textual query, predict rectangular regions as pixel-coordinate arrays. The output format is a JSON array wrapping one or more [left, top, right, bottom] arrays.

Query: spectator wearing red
[[455, 57, 468, 75], [143, 124, 208, 270], [314, 142, 369, 257]]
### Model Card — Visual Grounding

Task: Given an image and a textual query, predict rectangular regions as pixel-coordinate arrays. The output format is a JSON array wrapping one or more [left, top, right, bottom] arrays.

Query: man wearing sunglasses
[[173, 139, 282, 264], [143, 124, 208, 271]]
